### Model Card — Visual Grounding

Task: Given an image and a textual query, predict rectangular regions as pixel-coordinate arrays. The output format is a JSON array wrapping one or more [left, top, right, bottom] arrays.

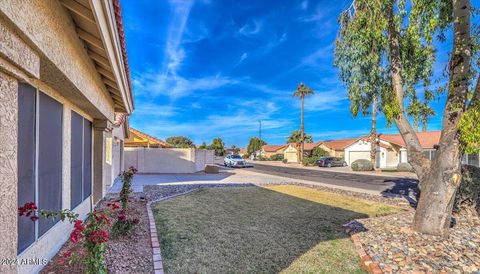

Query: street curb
[[350, 234, 383, 274]]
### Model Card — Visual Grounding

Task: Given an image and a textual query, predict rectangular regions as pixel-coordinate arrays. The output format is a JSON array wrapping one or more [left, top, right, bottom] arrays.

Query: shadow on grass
[[152, 186, 370, 273]]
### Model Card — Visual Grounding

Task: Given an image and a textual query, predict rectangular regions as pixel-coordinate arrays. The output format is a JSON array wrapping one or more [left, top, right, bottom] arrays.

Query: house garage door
[[349, 151, 370, 164], [285, 151, 297, 163]]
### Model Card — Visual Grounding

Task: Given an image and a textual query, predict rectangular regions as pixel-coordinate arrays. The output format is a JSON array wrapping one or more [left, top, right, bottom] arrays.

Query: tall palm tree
[[293, 82, 315, 164]]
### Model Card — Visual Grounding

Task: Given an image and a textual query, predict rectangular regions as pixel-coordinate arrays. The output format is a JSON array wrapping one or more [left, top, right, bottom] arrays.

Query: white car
[[224, 154, 247, 168]]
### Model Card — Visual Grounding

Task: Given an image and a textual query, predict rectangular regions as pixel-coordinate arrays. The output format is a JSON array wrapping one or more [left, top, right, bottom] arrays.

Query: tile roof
[[286, 142, 322, 151], [112, 0, 133, 107], [320, 138, 358, 150], [129, 128, 172, 148], [379, 131, 441, 149], [262, 145, 287, 152]]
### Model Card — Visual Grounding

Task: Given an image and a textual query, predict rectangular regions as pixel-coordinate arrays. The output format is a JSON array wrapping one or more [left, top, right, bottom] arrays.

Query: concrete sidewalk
[[252, 161, 417, 179], [108, 168, 385, 196]]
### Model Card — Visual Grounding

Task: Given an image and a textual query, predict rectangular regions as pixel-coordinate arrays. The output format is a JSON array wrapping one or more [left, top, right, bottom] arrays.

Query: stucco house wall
[[0, 1, 133, 273], [344, 139, 400, 169]]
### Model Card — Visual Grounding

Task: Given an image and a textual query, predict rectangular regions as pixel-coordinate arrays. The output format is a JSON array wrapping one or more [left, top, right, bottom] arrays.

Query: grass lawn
[[152, 185, 402, 273]]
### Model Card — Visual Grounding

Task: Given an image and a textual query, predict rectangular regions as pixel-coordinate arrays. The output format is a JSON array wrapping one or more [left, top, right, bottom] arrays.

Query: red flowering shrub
[[119, 166, 138, 211], [18, 202, 120, 274]]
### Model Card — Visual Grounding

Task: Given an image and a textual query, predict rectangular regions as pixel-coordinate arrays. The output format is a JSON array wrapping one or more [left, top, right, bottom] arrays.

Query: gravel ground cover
[[349, 212, 480, 273], [41, 197, 153, 274]]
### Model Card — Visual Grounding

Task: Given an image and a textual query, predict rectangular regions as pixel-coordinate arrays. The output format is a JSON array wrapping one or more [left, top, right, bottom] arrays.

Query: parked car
[[224, 154, 247, 168], [316, 157, 347, 168]]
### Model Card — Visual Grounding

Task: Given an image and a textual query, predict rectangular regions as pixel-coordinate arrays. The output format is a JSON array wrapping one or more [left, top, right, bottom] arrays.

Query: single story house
[[318, 138, 358, 158], [261, 144, 288, 158], [0, 1, 134, 273], [344, 131, 442, 168], [125, 127, 172, 148], [283, 142, 324, 163]]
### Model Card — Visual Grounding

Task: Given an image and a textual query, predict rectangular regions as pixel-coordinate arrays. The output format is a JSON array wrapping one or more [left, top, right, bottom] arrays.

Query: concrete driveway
[[108, 165, 416, 196]]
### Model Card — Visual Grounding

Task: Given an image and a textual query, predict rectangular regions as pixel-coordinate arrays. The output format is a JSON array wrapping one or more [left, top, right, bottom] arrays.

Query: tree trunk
[[422, 116, 427, 132], [370, 95, 377, 169], [413, 118, 419, 132], [300, 95, 304, 164], [411, 0, 471, 235]]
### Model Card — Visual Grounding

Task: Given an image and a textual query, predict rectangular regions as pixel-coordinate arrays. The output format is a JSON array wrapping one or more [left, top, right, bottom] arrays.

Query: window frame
[[17, 84, 64, 254]]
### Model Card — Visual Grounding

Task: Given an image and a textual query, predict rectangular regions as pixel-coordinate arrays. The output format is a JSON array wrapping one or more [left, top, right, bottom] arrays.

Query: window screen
[[70, 111, 83, 208], [83, 119, 92, 199], [17, 83, 36, 254], [38, 92, 63, 237]]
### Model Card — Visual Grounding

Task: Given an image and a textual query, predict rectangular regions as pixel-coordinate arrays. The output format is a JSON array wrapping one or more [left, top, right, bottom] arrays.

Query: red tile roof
[[320, 138, 358, 150], [379, 131, 441, 149], [129, 128, 172, 148], [286, 142, 322, 151], [112, 0, 134, 107], [262, 145, 287, 152]]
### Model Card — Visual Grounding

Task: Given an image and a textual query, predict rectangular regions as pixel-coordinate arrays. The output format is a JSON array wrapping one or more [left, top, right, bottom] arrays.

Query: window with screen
[[70, 111, 92, 209], [17, 84, 63, 254]]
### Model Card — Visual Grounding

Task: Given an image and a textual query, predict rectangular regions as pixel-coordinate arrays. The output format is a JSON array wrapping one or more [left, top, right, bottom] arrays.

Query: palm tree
[[293, 82, 314, 164]]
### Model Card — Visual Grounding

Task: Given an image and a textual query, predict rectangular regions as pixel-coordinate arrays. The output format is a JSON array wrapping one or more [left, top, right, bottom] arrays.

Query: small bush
[[397, 162, 413, 172], [454, 165, 480, 216], [351, 159, 374, 171], [282, 159, 288, 163], [256, 155, 269, 161], [111, 213, 139, 237], [269, 154, 284, 161], [302, 156, 318, 166]]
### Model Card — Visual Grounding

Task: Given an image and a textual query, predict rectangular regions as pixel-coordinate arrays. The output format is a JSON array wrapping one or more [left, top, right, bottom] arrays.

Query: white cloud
[[302, 90, 347, 111], [238, 19, 263, 37], [301, 43, 334, 65]]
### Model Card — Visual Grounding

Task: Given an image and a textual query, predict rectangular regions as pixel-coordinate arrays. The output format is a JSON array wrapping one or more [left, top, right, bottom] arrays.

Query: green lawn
[[152, 185, 402, 274]]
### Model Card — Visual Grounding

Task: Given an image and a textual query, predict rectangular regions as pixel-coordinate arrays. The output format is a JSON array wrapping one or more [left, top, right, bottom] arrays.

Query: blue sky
[[122, 0, 453, 148]]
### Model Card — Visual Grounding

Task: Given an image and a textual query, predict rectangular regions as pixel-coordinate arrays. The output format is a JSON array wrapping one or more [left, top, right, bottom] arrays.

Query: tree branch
[[385, 0, 430, 177]]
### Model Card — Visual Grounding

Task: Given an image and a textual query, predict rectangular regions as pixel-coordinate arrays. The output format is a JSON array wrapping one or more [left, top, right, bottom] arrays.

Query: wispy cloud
[[302, 89, 347, 111], [238, 19, 263, 37]]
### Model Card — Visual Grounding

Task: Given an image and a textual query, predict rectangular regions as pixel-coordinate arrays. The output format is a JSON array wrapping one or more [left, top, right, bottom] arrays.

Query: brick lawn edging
[[146, 190, 198, 274], [351, 233, 383, 274]]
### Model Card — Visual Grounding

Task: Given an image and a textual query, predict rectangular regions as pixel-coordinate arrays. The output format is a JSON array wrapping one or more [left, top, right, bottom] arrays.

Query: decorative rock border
[[351, 234, 383, 274], [146, 201, 164, 274]]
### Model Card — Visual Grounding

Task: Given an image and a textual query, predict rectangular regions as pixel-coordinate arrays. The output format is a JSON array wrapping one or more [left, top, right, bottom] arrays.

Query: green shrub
[[256, 155, 269, 161], [282, 159, 288, 163], [397, 162, 413, 172], [454, 165, 480, 216], [351, 159, 374, 171], [302, 157, 318, 166], [269, 154, 284, 161]]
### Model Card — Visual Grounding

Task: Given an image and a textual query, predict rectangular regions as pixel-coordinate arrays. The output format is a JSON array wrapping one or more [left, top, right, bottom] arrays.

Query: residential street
[[249, 162, 418, 196]]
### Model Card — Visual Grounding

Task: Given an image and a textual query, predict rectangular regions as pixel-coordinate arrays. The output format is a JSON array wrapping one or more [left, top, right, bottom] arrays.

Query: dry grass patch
[[152, 186, 401, 273], [264, 185, 402, 217]]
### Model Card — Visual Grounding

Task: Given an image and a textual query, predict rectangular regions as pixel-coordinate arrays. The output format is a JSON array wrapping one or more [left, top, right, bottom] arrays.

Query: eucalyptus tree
[[293, 83, 315, 164], [335, 0, 480, 235]]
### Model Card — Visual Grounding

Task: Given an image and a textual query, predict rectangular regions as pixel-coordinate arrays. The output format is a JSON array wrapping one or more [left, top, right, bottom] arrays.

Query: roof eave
[[89, 0, 133, 114]]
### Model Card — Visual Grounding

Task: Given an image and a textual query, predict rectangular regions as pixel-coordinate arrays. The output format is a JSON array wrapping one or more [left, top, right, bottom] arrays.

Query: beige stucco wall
[[0, 71, 19, 274], [0, 0, 115, 120], [125, 148, 215, 174], [0, 2, 119, 272], [284, 146, 298, 163]]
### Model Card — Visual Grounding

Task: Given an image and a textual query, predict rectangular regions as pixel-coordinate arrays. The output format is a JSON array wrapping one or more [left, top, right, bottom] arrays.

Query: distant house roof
[[320, 139, 358, 150], [262, 145, 287, 152], [126, 128, 171, 148], [239, 148, 247, 154], [286, 142, 322, 151], [379, 131, 441, 149]]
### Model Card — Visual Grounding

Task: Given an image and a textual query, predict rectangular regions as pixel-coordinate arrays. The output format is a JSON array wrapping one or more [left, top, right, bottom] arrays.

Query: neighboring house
[[261, 145, 288, 158], [238, 148, 248, 157], [0, 1, 134, 273], [125, 128, 171, 148], [283, 142, 323, 163], [344, 131, 442, 168], [319, 139, 358, 158]]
